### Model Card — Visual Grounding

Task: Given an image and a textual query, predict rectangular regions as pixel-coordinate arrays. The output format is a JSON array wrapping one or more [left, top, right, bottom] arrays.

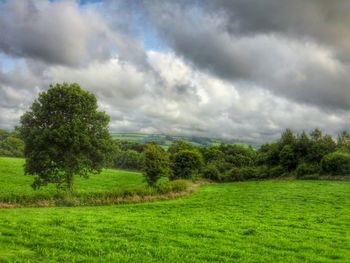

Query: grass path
[[1, 180, 350, 262]]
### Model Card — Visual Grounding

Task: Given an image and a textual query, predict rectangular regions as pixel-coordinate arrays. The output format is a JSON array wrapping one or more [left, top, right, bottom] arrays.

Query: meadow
[[1, 157, 350, 262], [0, 157, 147, 206]]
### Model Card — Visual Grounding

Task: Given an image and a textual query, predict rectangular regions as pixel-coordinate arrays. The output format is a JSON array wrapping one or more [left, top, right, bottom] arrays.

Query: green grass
[[1, 179, 350, 262], [0, 157, 145, 197]]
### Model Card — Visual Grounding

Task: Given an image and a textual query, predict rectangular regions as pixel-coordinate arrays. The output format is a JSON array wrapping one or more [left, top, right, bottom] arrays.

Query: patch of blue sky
[[0, 53, 23, 73]]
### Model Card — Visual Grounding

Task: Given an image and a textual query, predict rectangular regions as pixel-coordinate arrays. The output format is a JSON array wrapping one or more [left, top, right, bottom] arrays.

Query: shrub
[[321, 151, 350, 176], [239, 166, 258, 180], [296, 163, 320, 179], [156, 177, 170, 187], [256, 165, 270, 179], [156, 178, 189, 194], [222, 167, 241, 182], [202, 163, 221, 181], [268, 165, 285, 178], [156, 177, 172, 194], [172, 150, 204, 180], [169, 180, 189, 192]]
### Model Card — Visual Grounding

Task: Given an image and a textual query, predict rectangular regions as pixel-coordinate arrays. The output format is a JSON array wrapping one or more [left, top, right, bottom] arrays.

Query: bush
[[296, 163, 320, 179], [268, 165, 285, 178], [156, 177, 172, 194], [202, 163, 221, 181], [222, 166, 274, 182], [239, 166, 258, 180], [155, 177, 170, 187], [222, 167, 241, 182], [169, 180, 189, 192], [156, 178, 189, 194], [321, 151, 350, 176], [172, 150, 204, 180], [256, 165, 270, 179]]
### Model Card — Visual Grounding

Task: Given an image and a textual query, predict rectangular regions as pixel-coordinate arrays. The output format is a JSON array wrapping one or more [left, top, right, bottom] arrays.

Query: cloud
[[0, 0, 349, 142], [43, 51, 350, 142], [145, 1, 350, 110], [0, 0, 149, 67]]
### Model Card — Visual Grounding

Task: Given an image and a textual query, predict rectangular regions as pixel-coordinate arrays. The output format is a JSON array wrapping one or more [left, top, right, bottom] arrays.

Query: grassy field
[[1, 174, 350, 261], [0, 157, 145, 197]]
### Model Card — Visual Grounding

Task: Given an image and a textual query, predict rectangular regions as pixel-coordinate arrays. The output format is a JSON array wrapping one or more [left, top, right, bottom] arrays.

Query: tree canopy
[[19, 83, 113, 191]]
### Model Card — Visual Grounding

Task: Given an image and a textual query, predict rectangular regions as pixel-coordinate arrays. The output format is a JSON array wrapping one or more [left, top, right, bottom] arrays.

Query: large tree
[[19, 83, 113, 191]]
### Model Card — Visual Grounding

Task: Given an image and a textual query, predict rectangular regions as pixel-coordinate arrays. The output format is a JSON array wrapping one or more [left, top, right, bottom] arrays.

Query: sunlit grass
[[1, 177, 350, 261]]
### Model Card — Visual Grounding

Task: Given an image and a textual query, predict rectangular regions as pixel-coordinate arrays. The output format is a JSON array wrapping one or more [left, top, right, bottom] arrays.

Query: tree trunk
[[67, 172, 75, 192]]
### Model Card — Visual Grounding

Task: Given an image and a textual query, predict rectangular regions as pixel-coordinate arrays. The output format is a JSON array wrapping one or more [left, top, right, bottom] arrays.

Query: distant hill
[[111, 133, 260, 150]]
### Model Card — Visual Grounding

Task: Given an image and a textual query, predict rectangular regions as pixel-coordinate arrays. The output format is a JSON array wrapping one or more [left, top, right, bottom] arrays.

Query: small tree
[[172, 149, 204, 180], [19, 83, 113, 191], [143, 143, 171, 187]]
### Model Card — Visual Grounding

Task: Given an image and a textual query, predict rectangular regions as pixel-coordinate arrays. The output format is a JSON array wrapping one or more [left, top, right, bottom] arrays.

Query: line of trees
[[141, 128, 350, 185], [1, 126, 349, 186]]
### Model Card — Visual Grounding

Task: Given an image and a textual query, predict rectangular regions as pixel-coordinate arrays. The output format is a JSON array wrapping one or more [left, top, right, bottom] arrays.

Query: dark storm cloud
[[206, 0, 350, 56], [144, 0, 350, 110]]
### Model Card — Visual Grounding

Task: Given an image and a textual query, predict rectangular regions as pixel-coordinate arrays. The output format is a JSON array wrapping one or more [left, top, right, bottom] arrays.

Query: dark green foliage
[[201, 146, 225, 164], [209, 160, 233, 174], [296, 163, 320, 179], [267, 165, 285, 178], [222, 167, 241, 182], [279, 145, 297, 171], [294, 131, 310, 161], [219, 144, 255, 167], [257, 142, 280, 166], [19, 83, 113, 191], [256, 165, 270, 179], [143, 143, 171, 186], [172, 149, 204, 180], [321, 151, 350, 176], [307, 133, 336, 163], [238, 166, 259, 180], [202, 162, 221, 181], [168, 140, 196, 154]]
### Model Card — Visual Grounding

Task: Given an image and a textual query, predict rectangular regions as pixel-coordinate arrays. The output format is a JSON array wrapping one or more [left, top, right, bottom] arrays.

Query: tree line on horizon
[[113, 128, 350, 185]]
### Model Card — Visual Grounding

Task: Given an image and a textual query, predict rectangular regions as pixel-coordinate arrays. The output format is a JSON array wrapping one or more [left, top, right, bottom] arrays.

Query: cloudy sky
[[0, 0, 349, 142]]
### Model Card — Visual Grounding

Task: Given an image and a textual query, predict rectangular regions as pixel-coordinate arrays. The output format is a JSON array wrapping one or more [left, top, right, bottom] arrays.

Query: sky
[[0, 0, 349, 142]]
